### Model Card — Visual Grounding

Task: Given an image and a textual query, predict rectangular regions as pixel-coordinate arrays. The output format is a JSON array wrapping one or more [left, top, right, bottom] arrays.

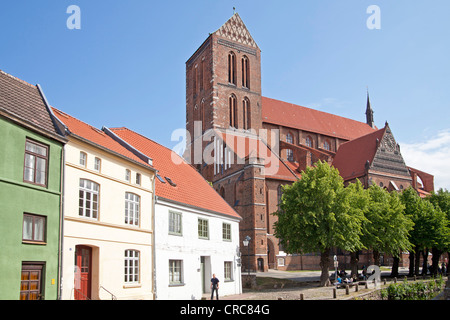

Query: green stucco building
[[0, 70, 66, 299]]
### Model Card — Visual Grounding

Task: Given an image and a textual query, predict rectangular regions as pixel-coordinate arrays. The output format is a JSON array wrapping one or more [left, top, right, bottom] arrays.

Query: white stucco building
[[53, 109, 156, 300], [108, 127, 242, 300]]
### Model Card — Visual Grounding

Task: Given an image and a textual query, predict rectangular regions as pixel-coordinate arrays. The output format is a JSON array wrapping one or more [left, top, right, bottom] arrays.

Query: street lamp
[[243, 236, 251, 275]]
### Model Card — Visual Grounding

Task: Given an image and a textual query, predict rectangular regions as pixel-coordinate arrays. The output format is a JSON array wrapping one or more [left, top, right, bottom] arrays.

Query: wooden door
[[20, 264, 43, 300], [74, 246, 91, 300]]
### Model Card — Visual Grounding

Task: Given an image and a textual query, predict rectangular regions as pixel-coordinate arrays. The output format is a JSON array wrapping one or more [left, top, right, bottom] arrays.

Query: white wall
[[155, 199, 242, 300], [61, 139, 155, 300]]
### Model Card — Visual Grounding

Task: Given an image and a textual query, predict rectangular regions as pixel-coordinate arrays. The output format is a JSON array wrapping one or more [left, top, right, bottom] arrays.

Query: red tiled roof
[[110, 127, 241, 220], [51, 108, 153, 170], [332, 126, 386, 180], [215, 131, 299, 182], [262, 96, 377, 141]]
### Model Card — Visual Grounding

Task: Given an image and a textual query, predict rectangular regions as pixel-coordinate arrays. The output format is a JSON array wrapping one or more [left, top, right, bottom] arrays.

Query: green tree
[[362, 185, 413, 267], [273, 161, 365, 286], [426, 189, 450, 275], [402, 187, 450, 276], [401, 187, 426, 276], [345, 180, 370, 278]]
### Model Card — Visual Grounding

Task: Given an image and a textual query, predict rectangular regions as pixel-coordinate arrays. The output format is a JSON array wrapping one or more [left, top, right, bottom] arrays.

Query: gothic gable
[[214, 13, 258, 48], [370, 124, 410, 177]]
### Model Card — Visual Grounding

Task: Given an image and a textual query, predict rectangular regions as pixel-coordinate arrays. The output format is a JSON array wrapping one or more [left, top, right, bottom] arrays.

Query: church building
[[185, 13, 434, 272]]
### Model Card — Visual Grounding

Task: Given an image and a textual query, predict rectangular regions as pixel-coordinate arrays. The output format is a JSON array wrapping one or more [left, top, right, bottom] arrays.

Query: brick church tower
[[185, 13, 435, 273], [185, 13, 269, 272]]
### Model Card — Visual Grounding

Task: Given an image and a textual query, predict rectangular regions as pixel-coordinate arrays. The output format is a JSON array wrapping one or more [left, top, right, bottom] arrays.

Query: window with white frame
[[224, 261, 233, 281], [94, 157, 101, 171], [23, 139, 48, 186], [22, 213, 46, 243], [169, 260, 183, 285], [79, 151, 87, 167], [125, 169, 131, 182], [79, 179, 99, 219], [135, 173, 141, 185], [125, 192, 140, 226], [124, 250, 140, 283], [222, 223, 231, 241], [169, 211, 182, 235], [198, 218, 209, 239]]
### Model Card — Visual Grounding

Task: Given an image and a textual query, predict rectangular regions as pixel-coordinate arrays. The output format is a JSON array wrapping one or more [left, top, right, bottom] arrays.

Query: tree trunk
[[446, 252, 450, 276], [421, 249, 429, 276], [408, 251, 415, 276], [350, 251, 359, 279], [391, 256, 399, 278], [414, 248, 421, 276], [319, 248, 331, 287], [431, 248, 442, 276], [373, 250, 381, 266]]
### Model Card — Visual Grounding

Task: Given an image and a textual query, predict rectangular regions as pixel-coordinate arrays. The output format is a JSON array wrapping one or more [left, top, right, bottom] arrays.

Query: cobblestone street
[[217, 268, 439, 300]]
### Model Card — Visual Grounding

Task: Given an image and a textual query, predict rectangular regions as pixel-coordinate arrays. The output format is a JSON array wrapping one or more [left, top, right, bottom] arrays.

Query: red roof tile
[[110, 127, 241, 220], [51, 108, 153, 170], [262, 96, 377, 141], [332, 127, 386, 180]]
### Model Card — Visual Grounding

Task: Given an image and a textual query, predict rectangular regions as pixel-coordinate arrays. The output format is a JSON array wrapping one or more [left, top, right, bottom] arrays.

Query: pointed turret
[[366, 91, 375, 128]]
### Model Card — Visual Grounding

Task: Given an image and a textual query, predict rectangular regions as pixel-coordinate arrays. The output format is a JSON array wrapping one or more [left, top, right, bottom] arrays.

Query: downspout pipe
[[152, 175, 157, 299]]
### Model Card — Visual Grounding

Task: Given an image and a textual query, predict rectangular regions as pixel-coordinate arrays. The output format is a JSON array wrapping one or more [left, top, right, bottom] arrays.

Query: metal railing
[[100, 286, 117, 300]]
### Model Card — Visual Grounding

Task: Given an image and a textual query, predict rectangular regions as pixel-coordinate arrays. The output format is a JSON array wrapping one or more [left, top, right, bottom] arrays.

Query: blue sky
[[1, 1, 449, 189]]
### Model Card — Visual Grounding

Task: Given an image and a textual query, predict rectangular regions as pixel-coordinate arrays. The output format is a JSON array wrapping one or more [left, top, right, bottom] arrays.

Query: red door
[[74, 246, 91, 300]]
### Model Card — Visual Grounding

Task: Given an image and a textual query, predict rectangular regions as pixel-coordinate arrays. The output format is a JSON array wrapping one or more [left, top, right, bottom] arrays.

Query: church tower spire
[[366, 90, 375, 128]]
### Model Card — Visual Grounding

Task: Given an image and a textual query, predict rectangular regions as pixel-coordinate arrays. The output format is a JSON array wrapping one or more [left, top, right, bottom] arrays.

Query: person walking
[[210, 274, 219, 300]]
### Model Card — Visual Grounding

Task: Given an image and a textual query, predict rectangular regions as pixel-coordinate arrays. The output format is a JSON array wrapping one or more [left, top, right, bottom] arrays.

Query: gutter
[[151, 175, 157, 300], [57, 146, 66, 299]]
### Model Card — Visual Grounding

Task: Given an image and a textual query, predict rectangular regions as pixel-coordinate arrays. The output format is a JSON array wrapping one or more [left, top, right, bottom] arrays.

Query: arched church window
[[242, 56, 250, 89], [243, 98, 251, 130], [228, 52, 236, 85], [229, 94, 237, 128]]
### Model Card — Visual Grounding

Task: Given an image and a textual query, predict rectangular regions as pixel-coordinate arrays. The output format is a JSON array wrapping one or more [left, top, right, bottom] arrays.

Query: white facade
[[60, 138, 155, 300], [154, 198, 242, 300]]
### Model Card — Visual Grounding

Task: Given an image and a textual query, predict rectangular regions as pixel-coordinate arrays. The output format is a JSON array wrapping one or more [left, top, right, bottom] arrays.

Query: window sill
[[169, 283, 185, 287], [22, 240, 47, 245], [123, 283, 141, 289]]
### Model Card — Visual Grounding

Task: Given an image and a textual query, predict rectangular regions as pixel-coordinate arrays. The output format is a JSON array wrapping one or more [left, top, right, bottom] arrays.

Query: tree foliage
[[273, 161, 366, 286], [362, 185, 413, 263]]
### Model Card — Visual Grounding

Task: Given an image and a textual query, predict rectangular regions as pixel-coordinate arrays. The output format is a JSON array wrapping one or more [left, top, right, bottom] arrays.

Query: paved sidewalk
[[218, 267, 410, 300]]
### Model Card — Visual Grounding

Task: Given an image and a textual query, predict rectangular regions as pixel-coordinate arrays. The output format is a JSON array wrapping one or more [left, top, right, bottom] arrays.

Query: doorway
[[200, 256, 211, 294], [20, 263, 44, 300], [74, 245, 92, 300]]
